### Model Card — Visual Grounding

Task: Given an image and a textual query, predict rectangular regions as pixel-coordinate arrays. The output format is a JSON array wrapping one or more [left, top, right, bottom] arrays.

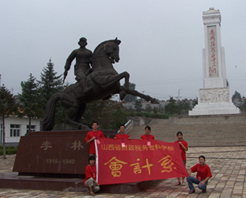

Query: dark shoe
[[189, 190, 195, 194], [202, 189, 206, 193]]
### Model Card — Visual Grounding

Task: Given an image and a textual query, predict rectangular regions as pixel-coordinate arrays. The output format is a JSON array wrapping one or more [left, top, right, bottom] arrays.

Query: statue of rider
[[63, 37, 92, 91]]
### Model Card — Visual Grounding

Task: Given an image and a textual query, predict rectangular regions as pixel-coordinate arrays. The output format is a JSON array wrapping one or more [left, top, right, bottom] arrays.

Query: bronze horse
[[43, 38, 159, 130]]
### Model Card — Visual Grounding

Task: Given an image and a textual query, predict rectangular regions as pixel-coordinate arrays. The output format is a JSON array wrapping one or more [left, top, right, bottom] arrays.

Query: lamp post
[[178, 89, 182, 101]]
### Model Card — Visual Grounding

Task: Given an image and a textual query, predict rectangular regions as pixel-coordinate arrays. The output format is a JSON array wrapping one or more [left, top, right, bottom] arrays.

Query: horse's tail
[[42, 93, 61, 131]]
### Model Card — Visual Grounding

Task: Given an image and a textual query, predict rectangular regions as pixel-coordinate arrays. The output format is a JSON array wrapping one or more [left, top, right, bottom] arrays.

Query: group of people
[[83, 122, 212, 195]]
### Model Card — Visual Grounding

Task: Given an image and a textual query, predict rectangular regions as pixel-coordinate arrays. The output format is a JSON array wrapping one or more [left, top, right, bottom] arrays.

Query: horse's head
[[93, 38, 121, 64], [104, 38, 121, 63]]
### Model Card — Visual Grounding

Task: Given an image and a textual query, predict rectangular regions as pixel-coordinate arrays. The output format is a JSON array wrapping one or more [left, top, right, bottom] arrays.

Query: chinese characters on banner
[[96, 139, 189, 185], [208, 26, 218, 77]]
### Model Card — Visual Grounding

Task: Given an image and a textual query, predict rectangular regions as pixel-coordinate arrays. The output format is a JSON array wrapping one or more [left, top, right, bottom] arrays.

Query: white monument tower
[[189, 8, 240, 116]]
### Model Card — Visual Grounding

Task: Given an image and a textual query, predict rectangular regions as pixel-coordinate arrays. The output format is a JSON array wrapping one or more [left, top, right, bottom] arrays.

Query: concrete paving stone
[[219, 193, 231, 198], [232, 189, 243, 195], [234, 185, 243, 190], [226, 182, 236, 187], [207, 192, 220, 198]]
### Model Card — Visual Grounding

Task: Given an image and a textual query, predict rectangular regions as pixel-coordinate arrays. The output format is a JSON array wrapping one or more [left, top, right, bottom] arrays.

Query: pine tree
[[18, 73, 42, 134], [38, 59, 63, 113], [0, 85, 18, 159]]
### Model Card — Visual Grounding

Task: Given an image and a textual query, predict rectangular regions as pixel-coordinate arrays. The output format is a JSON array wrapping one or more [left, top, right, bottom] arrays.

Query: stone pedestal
[[13, 130, 116, 177], [189, 8, 240, 116]]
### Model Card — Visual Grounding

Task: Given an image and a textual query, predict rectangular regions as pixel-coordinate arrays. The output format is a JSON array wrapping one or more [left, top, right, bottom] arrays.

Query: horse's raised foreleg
[[100, 71, 130, 89], [117, 71, 130, 100], [119, 86, 159, 104], [122, 71, 129, 90]]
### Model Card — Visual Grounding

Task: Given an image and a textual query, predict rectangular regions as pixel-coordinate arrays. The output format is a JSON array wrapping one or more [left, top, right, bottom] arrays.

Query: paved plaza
[[0, 146, 246, 197]]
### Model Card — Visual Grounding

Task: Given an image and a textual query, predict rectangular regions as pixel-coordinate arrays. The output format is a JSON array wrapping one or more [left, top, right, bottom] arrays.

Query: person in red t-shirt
[[84, 156, 100, 195], [85, 122, 105, 156], [187, 155, 212, 194], [175, 131, 188, 186], [114, 125, 130, 143], [140, 126, 155, 147]]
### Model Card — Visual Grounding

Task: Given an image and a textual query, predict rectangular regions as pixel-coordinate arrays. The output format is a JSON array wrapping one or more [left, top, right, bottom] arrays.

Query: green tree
[[192, 97, 198, 108], [0, 85, 18, 159], [158, 104, 164, 114], [83, 100, 127, 130], [134, 99, 142, 112], [123, 82, 137, 102], [18, 73, 42, 134], [232, 91, 241, 101], [38, 59, 63, 113], [232, 91, 242, 107], [177, 98, 191, 115], [52, 82, 71, 130], [165, 97, 179, 115], [241, 99, 246, 111], [153, 106, 158, 114], [145, 104, 152, 113]]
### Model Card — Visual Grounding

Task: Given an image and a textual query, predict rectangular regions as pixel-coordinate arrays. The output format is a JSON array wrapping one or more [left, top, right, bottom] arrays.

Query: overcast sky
[[1, 0, 246, 101]]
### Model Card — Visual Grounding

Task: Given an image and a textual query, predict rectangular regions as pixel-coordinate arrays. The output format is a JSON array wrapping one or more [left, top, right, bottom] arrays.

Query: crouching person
[[84, 156, 100, 195], [187, 155, 212, 194]]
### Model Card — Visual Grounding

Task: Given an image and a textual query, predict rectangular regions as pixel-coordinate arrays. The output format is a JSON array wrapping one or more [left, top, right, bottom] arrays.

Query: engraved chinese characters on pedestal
[[200, 87, 230, 103], [71, 141, 84, 150], [39, 140, 86, 166], [40, 141, 52, 150]]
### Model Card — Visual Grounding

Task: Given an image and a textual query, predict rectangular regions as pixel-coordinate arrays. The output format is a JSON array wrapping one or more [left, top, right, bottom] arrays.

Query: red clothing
[[175, 140, 188, 161], [85, 130, 105, 154], [191, 164, 212, 180], [84, 164, 96, 185], [115, 133, 130, 140], [140, 134, 155, 140]]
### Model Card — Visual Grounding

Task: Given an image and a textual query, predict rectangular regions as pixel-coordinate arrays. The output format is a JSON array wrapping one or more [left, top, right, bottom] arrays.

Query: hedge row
[[126, 112, 169, 119], [0, 146, 18, 155]]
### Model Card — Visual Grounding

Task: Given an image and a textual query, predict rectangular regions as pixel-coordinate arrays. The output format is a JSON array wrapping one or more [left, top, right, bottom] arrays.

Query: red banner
[[95, 139, 189, 185]]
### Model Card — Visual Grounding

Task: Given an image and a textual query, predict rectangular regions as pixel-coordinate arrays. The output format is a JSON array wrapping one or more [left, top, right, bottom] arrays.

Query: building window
[[10, 124, 20, 137], [26, 125, 35, 133]]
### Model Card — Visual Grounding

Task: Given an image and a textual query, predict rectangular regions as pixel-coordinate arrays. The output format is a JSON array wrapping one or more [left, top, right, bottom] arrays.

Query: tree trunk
[[29, 117, 31, 134], [2, 116, 6, 159]]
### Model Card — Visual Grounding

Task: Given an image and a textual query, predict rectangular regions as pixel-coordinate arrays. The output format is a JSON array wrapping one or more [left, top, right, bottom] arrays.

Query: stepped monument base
[[189, 87, 240, 116]]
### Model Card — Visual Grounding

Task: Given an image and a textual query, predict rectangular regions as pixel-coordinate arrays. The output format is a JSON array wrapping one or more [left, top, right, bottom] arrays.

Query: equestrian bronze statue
[[43, 38, 159, 130]]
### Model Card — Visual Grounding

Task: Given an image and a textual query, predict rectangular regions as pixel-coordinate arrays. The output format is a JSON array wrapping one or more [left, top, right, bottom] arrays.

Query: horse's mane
[[93, 39, 115, 55]]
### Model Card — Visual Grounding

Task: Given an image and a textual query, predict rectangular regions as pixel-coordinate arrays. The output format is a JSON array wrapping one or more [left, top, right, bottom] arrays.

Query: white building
[[0, 116, 42, 146]]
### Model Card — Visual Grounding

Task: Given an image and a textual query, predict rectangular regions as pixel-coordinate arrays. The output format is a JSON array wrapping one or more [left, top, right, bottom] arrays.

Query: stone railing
[[117, 120, 133, 134]]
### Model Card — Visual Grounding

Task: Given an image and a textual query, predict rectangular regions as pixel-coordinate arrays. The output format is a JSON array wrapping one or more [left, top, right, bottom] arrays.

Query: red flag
[[95, 139, 189, 185]]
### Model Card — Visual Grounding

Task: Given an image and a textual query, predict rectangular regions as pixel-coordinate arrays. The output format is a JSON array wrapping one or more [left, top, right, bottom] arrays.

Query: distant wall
[[129, 114, 246, 147]]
